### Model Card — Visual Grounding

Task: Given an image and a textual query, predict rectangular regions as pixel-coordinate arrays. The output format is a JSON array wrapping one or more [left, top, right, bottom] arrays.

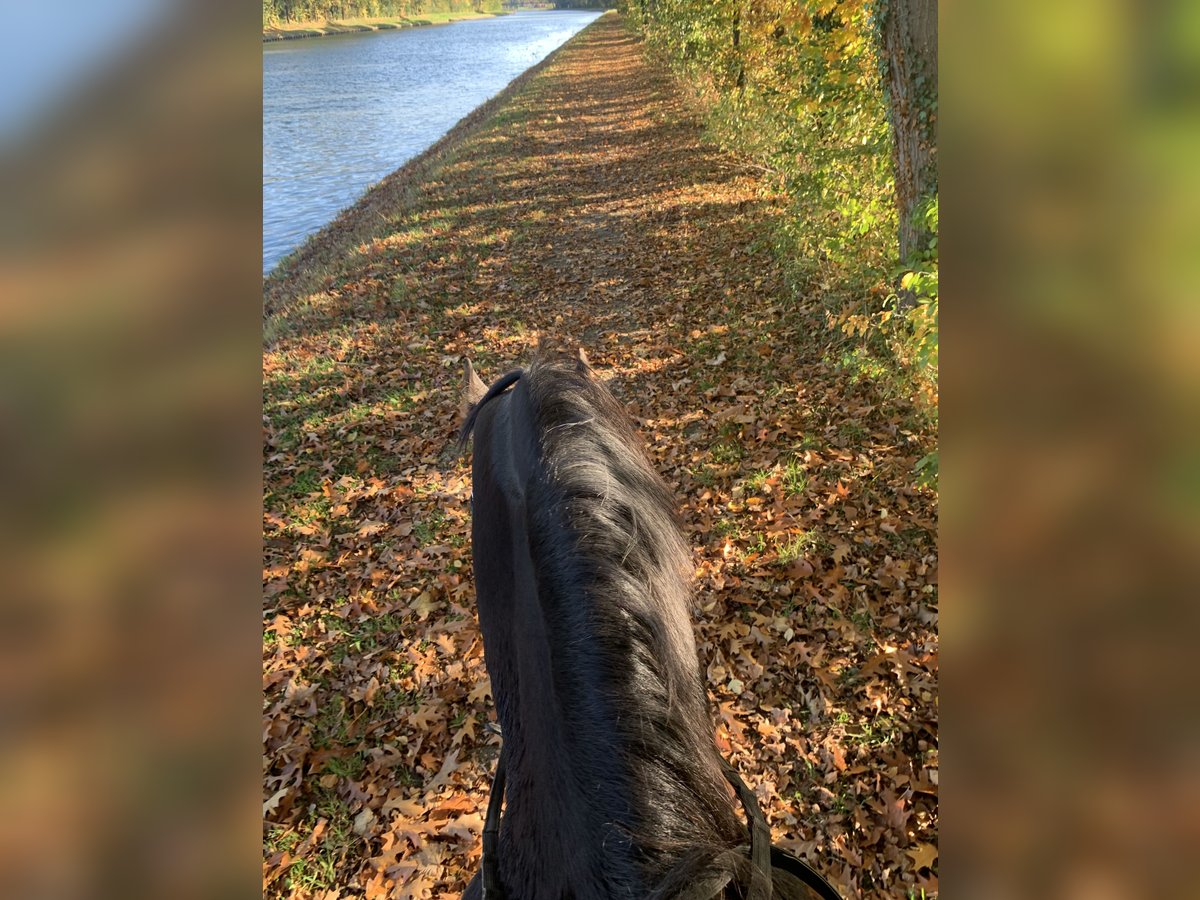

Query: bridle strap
[[480, 750, 509, 900], [723, 764, 844, 900], [477, 751, 842, 900], [766, 847, 845, 900], [723, 763, 773, 900]]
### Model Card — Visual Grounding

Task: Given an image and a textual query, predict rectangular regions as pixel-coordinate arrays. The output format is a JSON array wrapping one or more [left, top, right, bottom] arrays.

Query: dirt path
[[264, 13, 938, 899]]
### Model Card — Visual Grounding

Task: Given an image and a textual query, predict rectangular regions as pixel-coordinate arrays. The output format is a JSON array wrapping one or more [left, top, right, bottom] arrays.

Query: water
[[263, 10, 602, 274]]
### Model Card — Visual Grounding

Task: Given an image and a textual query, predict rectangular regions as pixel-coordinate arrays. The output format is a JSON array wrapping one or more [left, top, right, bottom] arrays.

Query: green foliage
[[914, 449, 938, 490], [624, 0, 938, 483], [880, 193, 937, 412], [898, 194, 938, 374], [782, 457, 808, 495], [624, 0, 895, 304], [264, 0, 500, 26]]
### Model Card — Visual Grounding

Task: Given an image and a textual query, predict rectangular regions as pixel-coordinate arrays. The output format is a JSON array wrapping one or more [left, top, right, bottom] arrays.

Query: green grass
[[282, 788, 359, 894], [407, 9, 499, 26], [714, 518, 739, 538], [300, 409, 330, 434], [849, 606, 873, 631], [343, 401, 373, 425], [705, 422, 744, 465], [386, 388, 424, 415], [711, 441, 743, 464], [266, 825, 301, 856], [322, 611, 408, 662], [834, 347, 890, 385], [323, 752, 366, 780], [375, 686, 420, 716], [413, 509, 447, 545], [739, 459, 806, 497], [311, 697, 349, 751], [838, 422, 869, 443], [795, 432, 823, 451], [745, 468, 771, 493], [711, 422, 744, 465], [775, 530, 819, 563], [826, 788, 856, 816], [286, 469, 321, 499], [845, 713, 901, 749], [389, 276, 410, 304], [782, 457, 808, 495]]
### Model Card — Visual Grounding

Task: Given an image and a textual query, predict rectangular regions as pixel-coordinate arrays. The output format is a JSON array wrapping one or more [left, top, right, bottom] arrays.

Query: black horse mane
[[461, 355, 750, 894]]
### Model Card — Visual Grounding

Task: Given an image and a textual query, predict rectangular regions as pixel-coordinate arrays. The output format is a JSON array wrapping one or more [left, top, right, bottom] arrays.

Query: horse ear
[[576, 347, 591, 374], [463, 358, 487, 407]]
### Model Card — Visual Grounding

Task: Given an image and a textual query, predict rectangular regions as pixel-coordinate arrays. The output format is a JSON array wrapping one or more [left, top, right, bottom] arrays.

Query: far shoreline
[[262, 10, 509, 44]]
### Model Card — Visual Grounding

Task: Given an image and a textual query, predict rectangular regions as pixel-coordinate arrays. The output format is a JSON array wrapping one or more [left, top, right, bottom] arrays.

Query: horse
[[458, 351, 841, 900]]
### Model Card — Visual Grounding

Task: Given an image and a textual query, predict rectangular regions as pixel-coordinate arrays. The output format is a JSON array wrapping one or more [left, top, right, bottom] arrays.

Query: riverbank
[[263, 10, 503, 43], [264, 11, 937, 900]]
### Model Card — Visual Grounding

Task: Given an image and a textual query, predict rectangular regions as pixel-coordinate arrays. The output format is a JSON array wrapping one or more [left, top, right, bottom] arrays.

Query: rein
[[477, 749, 844, 900]]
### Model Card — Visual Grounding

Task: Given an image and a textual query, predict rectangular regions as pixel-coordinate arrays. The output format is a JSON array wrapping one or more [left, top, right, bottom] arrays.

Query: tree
[[876, 0, 937, 265]]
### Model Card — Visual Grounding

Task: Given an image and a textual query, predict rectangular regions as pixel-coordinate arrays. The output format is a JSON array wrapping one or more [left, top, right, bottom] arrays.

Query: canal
[[263, 9, 602, 274]]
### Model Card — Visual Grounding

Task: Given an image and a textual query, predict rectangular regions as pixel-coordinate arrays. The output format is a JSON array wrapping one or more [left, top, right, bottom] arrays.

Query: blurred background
[[943, 0, 1200, 896], [0, 1, 261, 897], [0, 0, 1196, 896]]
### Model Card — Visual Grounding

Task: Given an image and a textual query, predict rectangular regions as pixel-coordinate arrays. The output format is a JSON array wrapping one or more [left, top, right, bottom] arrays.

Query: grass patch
[[413, 509, 447, 545], [382, 386, 418, 411], [343, 401, 373, 425], [714, 518, 740, 538], [775, 530, 820, 563], [323, 752, 367, 780], [795, 432, 823, 452], [283, 788, 359, 894], [286, 469, 321, 500], [849, 606, 873, 631], [838, 421, 869, 444], [311, 697, 349, 751], [711, 441, 743, 464], [263, 10, 500, 42], [711, 423, 744, 465], [782, 458, 808, 495], [846, 714, 902, 749], [745, 468, 771, 493], [323, 612, 408, 662], [834, 347, 891, 386], [265, 825, 301, 856]]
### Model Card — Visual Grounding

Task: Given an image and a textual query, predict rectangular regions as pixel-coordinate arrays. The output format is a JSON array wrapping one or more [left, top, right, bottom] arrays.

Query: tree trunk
[[879, 0, 938, 265], [732, 6, 745, 92]]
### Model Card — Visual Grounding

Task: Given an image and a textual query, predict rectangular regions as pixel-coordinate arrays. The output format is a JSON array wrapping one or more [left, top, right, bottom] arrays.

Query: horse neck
[[490, 513, 740, 897], [473, 382, 741, 893], [487, 503, 650, 894]]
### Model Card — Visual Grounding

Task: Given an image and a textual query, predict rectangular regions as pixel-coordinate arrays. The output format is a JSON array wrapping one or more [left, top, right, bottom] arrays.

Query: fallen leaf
[[353, 806, 377, 836], [263, 786, 289, 817], [906, 841, 938, 871], [423, 748, 460, 796]]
